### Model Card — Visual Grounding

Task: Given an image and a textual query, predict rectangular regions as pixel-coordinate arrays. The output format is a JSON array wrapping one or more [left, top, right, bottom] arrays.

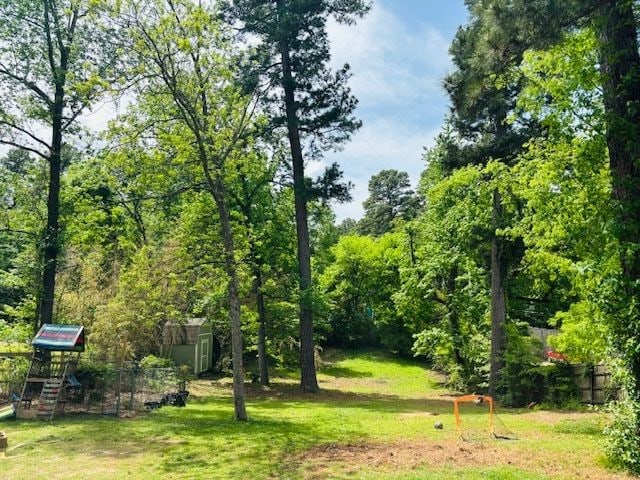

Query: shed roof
[[162, 318, 209, 345]]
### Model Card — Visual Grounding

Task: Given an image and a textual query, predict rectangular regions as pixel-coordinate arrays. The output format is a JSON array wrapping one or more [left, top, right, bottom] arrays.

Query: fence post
[[589, 365, 595, 404], [129, 367, 135, 411], [101, 381, 106, 414], [115, 369, 121, 417]]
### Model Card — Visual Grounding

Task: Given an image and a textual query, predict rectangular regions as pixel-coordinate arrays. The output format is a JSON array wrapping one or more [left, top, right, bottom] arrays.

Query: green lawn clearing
[[0, 350, 632, 480]]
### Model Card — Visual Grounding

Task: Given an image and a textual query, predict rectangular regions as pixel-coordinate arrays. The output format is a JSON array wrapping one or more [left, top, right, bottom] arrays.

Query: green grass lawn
[[0, 350, 632, 480]]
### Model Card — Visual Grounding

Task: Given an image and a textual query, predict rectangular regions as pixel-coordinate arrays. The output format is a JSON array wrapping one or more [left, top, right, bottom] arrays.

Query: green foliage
[[498, 324, 577, 407], [0, 355, 28, 400], [0, 320, 32, 344], [515, 30, 603, 139], [139, 355, 175, 369], [89, 243, 189, 363], [319, 233, 414, 353], [403, 164, 492, 389], [76, 356, 118, 384], [604, 399, 640, 475], [0, 150, 45, 324], [548, 302, 609, 364], [502, 29, 614, 367]]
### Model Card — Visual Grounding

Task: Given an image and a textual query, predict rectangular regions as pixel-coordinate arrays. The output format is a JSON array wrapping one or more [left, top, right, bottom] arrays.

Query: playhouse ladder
[[36, 378, 64, 420]]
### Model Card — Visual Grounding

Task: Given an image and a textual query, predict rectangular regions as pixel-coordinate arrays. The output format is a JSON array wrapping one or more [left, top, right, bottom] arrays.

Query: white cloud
[[328, 119, 440, 221], [306, 158, 328, 177], [328, 5, 452, 108], [326, 3, 453, 221]]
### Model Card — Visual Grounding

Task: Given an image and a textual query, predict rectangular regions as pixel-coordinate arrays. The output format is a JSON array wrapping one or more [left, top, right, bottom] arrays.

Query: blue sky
[[324, 0, 468, 221], [75, 0, 470, 222]]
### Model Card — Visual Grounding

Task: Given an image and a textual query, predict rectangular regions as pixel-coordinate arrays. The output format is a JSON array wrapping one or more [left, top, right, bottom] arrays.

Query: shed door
[[200, 339, 209, 372]]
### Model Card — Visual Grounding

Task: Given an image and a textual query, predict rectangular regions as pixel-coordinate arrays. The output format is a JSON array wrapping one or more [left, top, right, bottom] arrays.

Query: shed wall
[[169, 345, 195, 371]]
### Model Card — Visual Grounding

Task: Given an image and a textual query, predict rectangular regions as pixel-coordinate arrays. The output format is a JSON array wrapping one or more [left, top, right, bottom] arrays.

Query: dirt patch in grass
[[287, 439, 634, 480]]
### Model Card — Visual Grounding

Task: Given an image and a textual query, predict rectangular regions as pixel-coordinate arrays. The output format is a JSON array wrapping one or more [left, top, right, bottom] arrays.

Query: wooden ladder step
[[36, 378, 65, 419]]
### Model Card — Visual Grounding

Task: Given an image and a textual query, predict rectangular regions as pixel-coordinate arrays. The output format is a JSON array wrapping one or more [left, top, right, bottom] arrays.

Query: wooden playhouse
[[16, 324, 84, 420]]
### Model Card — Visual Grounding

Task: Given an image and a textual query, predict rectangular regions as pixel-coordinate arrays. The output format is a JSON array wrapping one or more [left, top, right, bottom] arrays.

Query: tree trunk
[[596, 0, 640, 392], [37, 88, 64, 328], [209, 175, 248, 420], [278, 6, 319, 393], [445, 267, 468, 378], [254, 270, 269, 385], [488, 189, 507, 397]]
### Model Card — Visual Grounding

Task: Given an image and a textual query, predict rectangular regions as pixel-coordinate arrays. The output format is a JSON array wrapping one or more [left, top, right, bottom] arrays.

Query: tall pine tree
[[444, 0, 541, 395], [222, 0, 369, 391]]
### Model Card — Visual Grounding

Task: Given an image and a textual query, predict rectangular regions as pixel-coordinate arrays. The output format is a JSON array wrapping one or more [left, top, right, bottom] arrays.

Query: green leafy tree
[[470, 0, 640, 409], [0, 0, 119, 327], [0, 150, 44, 325], [116, 0, 261, 420], [404, 160, 492, 389], [444, 0, 539, 395], [320, 232, 414, 354], [221, 0, 370, 391], [228, 154, 299, 385], [464, 3, 640, 468], [506, 29, 613, 365]]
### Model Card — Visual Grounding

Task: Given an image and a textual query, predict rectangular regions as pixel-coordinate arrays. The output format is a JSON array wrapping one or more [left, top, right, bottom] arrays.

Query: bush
[[413, 327, 489, 391], [139, 354, 174, 369], [604, 399, 640, 475], [0, 320, 32, 344], [75, 358, 118, 388]]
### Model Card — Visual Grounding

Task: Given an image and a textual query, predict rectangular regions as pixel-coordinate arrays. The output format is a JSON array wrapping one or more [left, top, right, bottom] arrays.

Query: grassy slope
[[0, 349, 632, 480]]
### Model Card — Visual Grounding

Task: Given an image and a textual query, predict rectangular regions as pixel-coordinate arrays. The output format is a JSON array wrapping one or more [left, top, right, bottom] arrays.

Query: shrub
[[75, 358, 118, 388], [604, 399, 640, 475], [139, 354, 174, 369], [0, 320, 32, 344]]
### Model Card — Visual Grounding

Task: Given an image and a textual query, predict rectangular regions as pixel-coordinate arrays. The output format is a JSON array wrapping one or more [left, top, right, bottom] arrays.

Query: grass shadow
[[317, 365, 374, 378], [241, 381, 454, 414]]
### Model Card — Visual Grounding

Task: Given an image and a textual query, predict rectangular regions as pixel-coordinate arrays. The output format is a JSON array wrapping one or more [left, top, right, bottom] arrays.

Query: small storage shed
[[162, 318, 213, 374]]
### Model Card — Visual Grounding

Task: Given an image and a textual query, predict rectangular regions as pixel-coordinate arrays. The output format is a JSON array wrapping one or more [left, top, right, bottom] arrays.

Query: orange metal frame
[[453, 394, 494, 434]]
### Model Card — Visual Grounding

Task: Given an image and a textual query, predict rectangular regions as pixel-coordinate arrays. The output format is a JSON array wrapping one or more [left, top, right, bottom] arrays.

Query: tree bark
[[254, 270, 269, 385], [445, 266, 468, 378], [37, 84, 64, 328], [596, 0, 640, 391], [277, 2, 319, 393], [207, 174, 248, 420], [488, 189, 507, 397]]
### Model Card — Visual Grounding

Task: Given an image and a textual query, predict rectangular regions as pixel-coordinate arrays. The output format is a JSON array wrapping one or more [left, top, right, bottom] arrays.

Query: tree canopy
[[0, 1, 639, 471]]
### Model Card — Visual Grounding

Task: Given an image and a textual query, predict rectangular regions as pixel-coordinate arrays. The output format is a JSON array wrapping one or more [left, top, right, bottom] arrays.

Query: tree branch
[[0, 139, 48, 160], [0, 64, 53, 107], [0, 119, 51, 151]]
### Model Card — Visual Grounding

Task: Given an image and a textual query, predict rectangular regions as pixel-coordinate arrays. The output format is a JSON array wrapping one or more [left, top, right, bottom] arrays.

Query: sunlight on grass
[[0, 349, 630, 480]]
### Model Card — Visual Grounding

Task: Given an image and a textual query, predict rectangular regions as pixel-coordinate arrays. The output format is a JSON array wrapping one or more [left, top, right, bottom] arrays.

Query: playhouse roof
[[162, 318, 209, 345], [32, 324, 85, 352]]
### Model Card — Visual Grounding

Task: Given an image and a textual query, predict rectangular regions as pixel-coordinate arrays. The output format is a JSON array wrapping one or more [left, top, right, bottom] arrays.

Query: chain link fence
[[65, 364, 187, 416], [0, 354, 29, 406]]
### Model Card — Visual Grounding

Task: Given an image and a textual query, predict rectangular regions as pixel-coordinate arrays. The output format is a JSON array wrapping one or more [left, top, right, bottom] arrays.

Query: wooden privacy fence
[[570, 364, 621, 404]]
